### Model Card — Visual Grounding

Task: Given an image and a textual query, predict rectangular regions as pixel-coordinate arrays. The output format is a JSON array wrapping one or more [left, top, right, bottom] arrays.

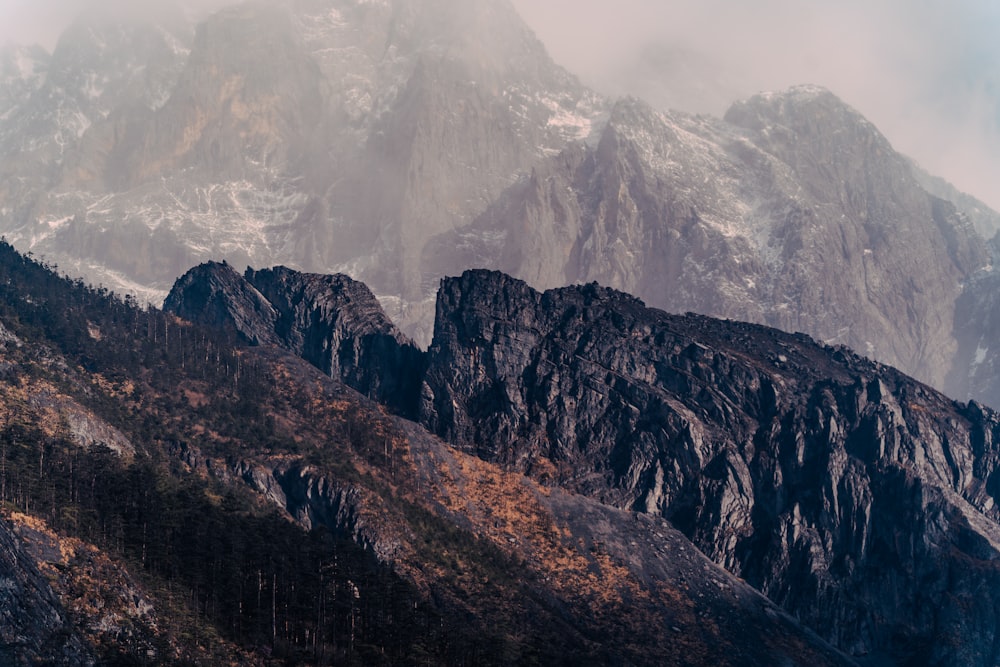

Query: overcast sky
[[2, 0, 998, 211], [510, 0, 1000, 211]]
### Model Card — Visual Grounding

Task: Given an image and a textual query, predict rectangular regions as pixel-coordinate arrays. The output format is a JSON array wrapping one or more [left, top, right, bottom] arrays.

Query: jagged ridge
[[165, 261, 425, 416], [168, 263, 1000, 666], [0, 239, 855, 665], [419, 269, 1000, 666]]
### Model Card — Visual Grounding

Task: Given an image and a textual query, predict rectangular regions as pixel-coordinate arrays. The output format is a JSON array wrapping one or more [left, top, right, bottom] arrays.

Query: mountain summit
[[165, 261, 1000, 666], [1, 2, 999, 404]]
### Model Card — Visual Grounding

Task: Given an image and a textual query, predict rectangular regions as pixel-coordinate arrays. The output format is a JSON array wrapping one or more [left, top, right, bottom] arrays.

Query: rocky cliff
[[418, 269, 1000, 666], [0, 517, 94, 666], [0, 239, 858, 665], [165, 258, 1000, 665], [948, 249, 1000, 409], [191, 347, 859, 667], [165, 261, 425, 415]]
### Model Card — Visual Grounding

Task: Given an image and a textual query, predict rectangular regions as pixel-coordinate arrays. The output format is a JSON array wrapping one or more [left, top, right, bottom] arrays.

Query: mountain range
[[0, 238, 867, 665], [164, 258, 1000, 666], [0, 235, 996, 663], [3, 0, 1000, 664], [1, 0, 999, 410]]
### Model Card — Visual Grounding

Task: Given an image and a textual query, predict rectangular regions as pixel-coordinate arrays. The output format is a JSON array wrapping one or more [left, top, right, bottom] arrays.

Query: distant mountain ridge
[[1, 0, 1000, 406]]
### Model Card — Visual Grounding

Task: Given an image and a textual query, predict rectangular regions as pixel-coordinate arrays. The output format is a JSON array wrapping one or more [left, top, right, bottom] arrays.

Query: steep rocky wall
[[0, 517, 93, 666], [947, 261, 1000, 408], [166, 260, 1000, 664], [165, 262, 426, 416], [208, 348, 859, 667], [426, 88, 989, 394], [420, 269, 1000, 666]]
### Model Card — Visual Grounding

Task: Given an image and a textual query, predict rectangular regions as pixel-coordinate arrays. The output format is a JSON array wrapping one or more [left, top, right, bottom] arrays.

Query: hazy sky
[[510, 0, 1000, 211], [2, 0, 998, 210], [0, 0, 68, 47], [0, 0, 227, 47]]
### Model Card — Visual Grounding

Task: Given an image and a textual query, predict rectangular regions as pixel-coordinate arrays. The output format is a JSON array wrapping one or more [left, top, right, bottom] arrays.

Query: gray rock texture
[[428, 88, 989, 394], [0, 517, 93, 666], [948, 247, 1000, 408], [222, 348, 860, 667], [419, 269, 1000, 666], [165, 259, 1000, 665], [2, 1, 1000, 405], [165, 261, 425, 415]]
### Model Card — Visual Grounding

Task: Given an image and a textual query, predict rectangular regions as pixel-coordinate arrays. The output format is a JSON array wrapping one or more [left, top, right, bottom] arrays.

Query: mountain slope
[[0, 245, 853, 662], [166, 259, 1000, 666], [417, 270, 1000, 666]]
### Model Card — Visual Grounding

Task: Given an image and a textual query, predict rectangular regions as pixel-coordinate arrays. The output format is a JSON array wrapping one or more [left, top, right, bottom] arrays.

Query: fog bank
[[511, 0, 1000, 212]]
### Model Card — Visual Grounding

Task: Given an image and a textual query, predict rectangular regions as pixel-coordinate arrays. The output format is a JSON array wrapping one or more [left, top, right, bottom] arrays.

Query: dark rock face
[[165, 262, 425, 416], [420, 269, 1000, 666], [5, 235, 864, 665], [0, 517, 93, 666], [244, 266, 427, 415], [163, 261, 280, 345]]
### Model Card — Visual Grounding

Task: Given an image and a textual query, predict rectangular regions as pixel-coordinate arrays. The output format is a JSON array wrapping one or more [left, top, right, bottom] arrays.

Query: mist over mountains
[[2, 2, 1000, 663], [1, 0, 998, 410], [510, 0, 1000, 214]]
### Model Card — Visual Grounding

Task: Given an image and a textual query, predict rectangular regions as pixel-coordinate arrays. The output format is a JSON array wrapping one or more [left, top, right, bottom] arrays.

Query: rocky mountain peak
[[724, 84, 856, 128], [416, 268, 1000, 665], [3, 237, 868, 665], [424, 81, 993, 399], [166, 259, 1000, 663], [2, 0, 1000, 414], [166, 262, 425, 415], [245, 265, 410, 347], [723, 85, 915, 202], [163, 260, 280, 345]]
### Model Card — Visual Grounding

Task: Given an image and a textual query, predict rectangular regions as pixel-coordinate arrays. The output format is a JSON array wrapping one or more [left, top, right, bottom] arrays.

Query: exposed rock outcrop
[[2, 2, 999, 404], [165, 262, 425, 416], [1, 233, 862, 664], [420, 269, 1000, 666], [163, 261, 280, 345], [219, 348, 859, 667], [0, 516, 93, 666], [427, 87, 988, 393], [164, 260, 1000, 663]]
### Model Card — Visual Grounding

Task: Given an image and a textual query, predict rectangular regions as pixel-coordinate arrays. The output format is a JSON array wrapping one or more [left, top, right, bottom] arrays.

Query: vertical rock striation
[[420, 269, 1000, 666], [165, 262, 425, 416]]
